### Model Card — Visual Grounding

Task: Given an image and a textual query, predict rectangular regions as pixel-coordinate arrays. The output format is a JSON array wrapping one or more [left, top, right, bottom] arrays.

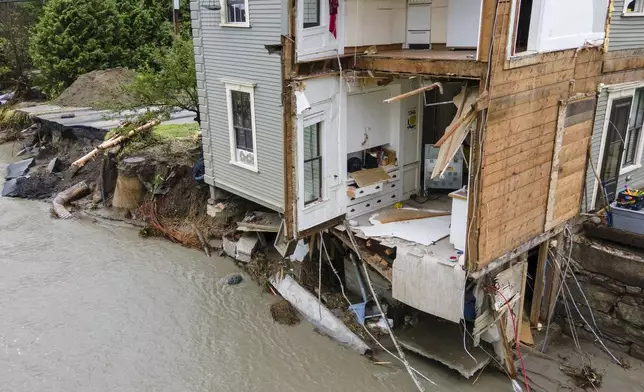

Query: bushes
[[30, 0, 122, 97], [29, 0, 192, 98]]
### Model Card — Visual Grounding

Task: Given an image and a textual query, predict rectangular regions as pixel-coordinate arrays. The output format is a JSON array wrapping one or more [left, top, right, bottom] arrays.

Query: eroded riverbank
[[0, 142, 512, 392]]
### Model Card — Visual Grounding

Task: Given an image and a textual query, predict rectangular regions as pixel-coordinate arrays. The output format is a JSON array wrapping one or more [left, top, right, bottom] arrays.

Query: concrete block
[[236, 233, 258, 263], [567, 280, 618, 313], [573, 240, 644, 288], [222, 237, 237, 258], [207, 203, 224, 217]]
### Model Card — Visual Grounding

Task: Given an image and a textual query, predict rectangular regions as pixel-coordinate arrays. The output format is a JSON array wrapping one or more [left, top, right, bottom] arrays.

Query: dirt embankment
[[52, 68, 140, 110]]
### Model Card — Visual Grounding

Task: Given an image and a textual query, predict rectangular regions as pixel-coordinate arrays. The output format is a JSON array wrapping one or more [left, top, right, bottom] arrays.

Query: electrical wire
[[344, 223, 427, 392], [319, 236, 438, 387], [485, 285, 531, 392]]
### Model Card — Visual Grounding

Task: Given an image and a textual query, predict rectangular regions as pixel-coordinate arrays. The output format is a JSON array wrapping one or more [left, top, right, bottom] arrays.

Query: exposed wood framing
[[530, 240, 550, 327], [477, 0, 496, 62], [544, 102, 568, 231], [298, 214, 346, 238], [515, 255, 528, 344], [497, 316, 518, 379], [353, 57, 486, 79], [470, 223, 565, 280], [541, 233, 564, 323], [281, 0, 298, 239]]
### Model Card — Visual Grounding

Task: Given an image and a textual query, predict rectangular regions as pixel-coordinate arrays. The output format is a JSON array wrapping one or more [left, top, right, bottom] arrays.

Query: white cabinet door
[[347, 93, 367, 153], [446, 0, 482, 48], [364, 89, 392, 149]]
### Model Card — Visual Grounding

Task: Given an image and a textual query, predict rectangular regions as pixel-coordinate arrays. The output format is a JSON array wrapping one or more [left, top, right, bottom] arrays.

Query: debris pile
[[270, 299, 301, 325]]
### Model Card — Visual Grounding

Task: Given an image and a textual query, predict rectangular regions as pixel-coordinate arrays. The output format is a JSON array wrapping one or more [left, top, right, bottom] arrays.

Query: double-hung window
[[220, 0, 250, 27], [303, 122, 322, 205], [225, 81, 257, 171], [623, 89, 644, 168]]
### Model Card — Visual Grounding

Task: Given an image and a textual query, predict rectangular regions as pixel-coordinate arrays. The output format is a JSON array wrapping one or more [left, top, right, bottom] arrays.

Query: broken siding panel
[[608, 0, 644, 51], [198, 0, 285, 211]]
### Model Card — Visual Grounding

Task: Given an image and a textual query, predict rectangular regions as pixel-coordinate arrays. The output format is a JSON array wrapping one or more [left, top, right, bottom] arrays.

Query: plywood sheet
[[371, 208, 450, 224], [350, 167, 391, 187], [358, 215, 451, 246]]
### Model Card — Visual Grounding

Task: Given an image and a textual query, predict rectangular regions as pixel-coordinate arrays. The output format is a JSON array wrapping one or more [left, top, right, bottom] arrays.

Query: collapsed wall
[[557, 235, 644, 360]]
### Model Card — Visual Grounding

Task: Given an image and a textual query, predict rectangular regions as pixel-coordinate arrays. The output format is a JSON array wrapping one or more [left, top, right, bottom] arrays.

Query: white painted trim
[[219, 0, 251, 27], [591, 87, 638, 207], [620, 163, 642, 176], [622, 0, 644, 15], [224, 81, 259, 173], [300, 111, 326, 208]]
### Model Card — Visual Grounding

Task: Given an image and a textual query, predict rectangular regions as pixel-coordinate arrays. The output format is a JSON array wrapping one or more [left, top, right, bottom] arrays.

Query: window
[[624, 90, 644, 166], [626, 0, 644, 14], [303, 122, 322, 205], [303, 0, 320, 28], [221, 0, 249, 26], [513, 0, 533, 54], [225, 81, 257, 171]]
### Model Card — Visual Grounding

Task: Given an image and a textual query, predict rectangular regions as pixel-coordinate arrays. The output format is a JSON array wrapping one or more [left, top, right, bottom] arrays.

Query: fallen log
[[70, 120, 160, 170], [52, 181, 91, 219]]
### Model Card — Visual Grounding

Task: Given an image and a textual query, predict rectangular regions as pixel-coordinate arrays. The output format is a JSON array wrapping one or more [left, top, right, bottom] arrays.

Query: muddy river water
[[0, 144, 509, 392]]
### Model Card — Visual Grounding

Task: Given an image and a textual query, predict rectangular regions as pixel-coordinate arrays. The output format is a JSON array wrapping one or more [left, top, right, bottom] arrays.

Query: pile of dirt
[[270, 299, 301, 326], [53, 68, 139, 109]]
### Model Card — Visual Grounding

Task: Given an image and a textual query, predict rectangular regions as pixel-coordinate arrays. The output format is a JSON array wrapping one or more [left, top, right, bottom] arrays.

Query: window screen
[[231, 90, 253, 151], [303, 0, 320, 28], [303, 122, 322, 204], [227, 0, 246, 23]]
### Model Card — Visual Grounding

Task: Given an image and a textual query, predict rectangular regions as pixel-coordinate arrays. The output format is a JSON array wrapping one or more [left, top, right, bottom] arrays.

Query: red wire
[[486, 285, 531, 392]]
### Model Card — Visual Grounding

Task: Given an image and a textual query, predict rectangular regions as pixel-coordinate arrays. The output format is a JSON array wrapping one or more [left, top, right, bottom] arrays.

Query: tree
[[127, 37, 199, 122], [0, 3, 43, 94], [114, 0, 174, 71], [30, 0, 122, 96]]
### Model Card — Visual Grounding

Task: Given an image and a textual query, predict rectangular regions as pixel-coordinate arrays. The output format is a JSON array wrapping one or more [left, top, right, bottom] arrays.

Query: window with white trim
[[225, 81, 257, 171], [220, 0, 249, 26], [623, 89, 644, 167], [626, 0, 644, 14], [303, 0, 320, 28], [303, 121, 322, 205]]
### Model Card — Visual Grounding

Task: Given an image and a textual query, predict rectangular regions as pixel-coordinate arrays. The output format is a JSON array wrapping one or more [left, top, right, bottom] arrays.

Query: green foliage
[[0, 3, 43, 92], [30, 0, 123, 97], [127, 37, 199, 120], [114, 0, 174, 71]]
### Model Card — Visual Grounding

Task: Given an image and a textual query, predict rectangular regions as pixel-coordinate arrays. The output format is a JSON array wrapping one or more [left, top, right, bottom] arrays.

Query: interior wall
[[345, 0, 406, 47]]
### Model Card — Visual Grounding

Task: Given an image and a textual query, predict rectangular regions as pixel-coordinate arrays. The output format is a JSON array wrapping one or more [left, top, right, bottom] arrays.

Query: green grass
[[154, 123, 199, 139]]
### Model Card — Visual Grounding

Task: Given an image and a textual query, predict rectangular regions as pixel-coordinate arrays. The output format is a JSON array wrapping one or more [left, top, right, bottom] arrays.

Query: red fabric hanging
[[329, 0, 338, 38]]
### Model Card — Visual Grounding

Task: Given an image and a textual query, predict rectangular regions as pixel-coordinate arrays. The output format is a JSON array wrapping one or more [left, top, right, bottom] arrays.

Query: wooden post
[[515, 254, 528, 345], [541, 233, 563, 322], [497, 316, 518, 379], [530, 240, 549, 327]]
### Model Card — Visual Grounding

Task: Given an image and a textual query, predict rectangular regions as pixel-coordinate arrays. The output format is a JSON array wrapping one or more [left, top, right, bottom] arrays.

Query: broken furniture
[[347, 167, 400, 218]]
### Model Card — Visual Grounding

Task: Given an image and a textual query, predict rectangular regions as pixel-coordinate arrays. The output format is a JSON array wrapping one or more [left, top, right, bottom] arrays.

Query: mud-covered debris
[[227, 274, 243, 285], [47, 157, 61, 174], [270, 299, 301, 326], [6, 157, 34, 179], [561, 364, 603, 389], [14, 172, 60, 199]]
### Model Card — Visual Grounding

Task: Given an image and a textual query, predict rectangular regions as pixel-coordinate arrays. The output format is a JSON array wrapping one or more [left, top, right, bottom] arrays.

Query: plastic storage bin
[[611, 202, 644, 235]]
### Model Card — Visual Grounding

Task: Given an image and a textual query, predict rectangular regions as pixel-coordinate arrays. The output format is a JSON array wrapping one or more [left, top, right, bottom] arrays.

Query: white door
[[297, 0, 344, 62]]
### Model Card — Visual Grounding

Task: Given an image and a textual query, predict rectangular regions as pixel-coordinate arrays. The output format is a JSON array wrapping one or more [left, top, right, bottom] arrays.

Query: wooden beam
[[541, 233, 563, 323], [544, 102, 567, 231], [530, 240, 550, 327], [354, 57, 486, 78], [516, 255, 529, 346], [383, 82, 443, 104], [497, 316, 518, 379], [471, 223, 565, 278]]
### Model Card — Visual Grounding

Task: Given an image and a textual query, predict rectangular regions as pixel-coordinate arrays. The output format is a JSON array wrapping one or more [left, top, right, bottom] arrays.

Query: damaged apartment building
[[189, 0, 644, 379]]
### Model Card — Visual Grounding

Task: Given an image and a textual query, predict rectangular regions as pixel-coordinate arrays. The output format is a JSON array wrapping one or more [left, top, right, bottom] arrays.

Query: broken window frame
[[303, 121, 323, 205], [224, 80, 258, 172], [220, 0, 250, 27]]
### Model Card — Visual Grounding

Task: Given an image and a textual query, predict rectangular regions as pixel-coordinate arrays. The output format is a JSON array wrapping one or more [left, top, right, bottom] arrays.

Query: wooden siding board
[[197, 2, 285, 211]]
